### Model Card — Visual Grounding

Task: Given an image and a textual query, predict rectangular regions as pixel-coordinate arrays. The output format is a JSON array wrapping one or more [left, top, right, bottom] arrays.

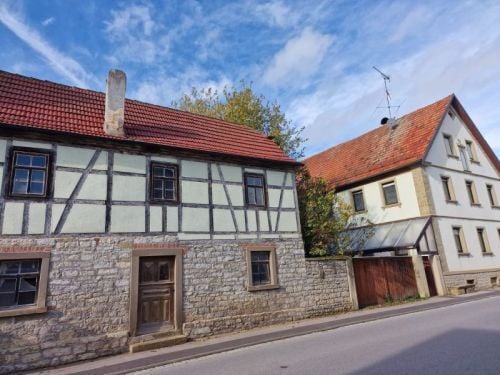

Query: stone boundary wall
[[443, 269, 500, 290], [0, 236, 355, 374]]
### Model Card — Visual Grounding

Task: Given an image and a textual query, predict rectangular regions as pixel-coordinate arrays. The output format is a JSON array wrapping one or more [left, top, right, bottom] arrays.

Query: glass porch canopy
[[345, 217, 436, 253]]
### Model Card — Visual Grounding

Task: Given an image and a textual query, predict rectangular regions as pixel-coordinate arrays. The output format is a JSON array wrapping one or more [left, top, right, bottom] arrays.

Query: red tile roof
[[0, 70, 297, 165], [304, 95, 499, 189]]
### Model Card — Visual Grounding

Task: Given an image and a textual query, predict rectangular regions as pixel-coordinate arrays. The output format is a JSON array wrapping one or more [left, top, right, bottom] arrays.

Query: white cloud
[[255, 1, 298, 28], [0, 4, 96, 87], [104, 3, 159, 64], [263, 27, 333, 87], [41, 16, 55, 27]]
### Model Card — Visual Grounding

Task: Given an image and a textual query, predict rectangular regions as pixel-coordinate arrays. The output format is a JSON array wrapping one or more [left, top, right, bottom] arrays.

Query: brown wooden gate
[[422, 256, 438, 297], [353, 257, 419, 308]]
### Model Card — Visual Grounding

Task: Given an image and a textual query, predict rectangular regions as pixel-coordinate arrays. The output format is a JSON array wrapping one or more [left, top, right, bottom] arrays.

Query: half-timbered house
[[0, 70, 356, 373]]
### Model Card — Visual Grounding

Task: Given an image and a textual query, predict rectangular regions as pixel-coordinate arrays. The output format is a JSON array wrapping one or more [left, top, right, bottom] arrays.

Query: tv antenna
[[373, 66, 399, 118]]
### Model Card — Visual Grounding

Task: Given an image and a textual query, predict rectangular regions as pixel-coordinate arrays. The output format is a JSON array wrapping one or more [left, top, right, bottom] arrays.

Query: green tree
[[296, 168, 372, 257], [172, 82, 305, 159]]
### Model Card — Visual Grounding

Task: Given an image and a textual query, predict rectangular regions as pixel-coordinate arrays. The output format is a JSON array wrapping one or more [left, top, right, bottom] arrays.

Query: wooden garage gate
[[353, 257, 419, 308]]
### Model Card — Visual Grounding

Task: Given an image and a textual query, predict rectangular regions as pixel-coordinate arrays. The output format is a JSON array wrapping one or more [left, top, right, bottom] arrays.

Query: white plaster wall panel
[[12, 140, 51, 149], [247, 210, 257, 231], [0, 139, 6, 162], [110, 206, 145, 232], [178, 233, 210, 240], [270, 211, 278, 231], [234, 210, 245, 231], [113, 153, 146, 174], [267, 170, 285, 186], [219, 165, 243, 182], [112, 176, 146, 201], [151, 156, 177, 164], [51, 204, 65, 232], [426, 166, 500, 221], [54, 171, 81, 199], [181, 181, 209, 204], [78, 174, 107, 200], [281, 190, 296, 208], [268, 189, 281, 208], [258, 211, 269, 231], [182, 207, 209, 232], [244, 168, 264, 174], [150, 206, 163, 232], [166, 206, 178, 232], [181, 160, 208, 179], [0, 166, 3, 193], [56, 146, 94, 168], [238, 233, 258, 239], [28, 203, 46, 234], [425, 113, 499, 178], [211, 164, 221, 181], [285, 172, 294, 187], [2, 202, 24, 234], [212, 183, 228, 205], [278, 211, 298, 232], [93, 152, 108, 171], [435, 217, 500, 272], [227, 185, 244, 206], [62, 204, 106, 233], [213, 209, 236, 232], [261, 233, 280, 239]]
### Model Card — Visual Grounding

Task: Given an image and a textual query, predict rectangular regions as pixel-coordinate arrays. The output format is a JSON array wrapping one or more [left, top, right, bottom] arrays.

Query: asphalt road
[[133, 295, 500, 375]]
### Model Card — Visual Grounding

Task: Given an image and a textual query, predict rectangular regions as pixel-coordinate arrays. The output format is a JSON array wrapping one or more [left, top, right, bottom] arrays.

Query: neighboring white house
[[305, 95, 500, 293]]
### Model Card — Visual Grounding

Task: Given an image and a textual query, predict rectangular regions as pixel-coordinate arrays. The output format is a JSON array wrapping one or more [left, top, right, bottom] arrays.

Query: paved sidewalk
[[29, 290, 500, 375]]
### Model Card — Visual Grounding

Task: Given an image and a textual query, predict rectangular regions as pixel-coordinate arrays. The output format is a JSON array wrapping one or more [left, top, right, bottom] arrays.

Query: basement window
[[244, 246, 279, 291]]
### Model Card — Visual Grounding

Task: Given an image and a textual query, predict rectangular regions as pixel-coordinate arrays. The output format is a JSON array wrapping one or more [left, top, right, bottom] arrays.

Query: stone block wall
[[0, 236, 354, 373], [443, 269, 500, 291]]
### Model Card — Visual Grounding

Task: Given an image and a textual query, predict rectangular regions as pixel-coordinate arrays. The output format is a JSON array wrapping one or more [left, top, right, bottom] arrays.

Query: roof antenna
[[373, 66, 400, 124]]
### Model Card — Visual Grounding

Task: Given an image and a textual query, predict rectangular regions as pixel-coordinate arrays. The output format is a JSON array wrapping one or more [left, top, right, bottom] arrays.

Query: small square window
[[245, 247, 278, 291], [244, 173, 266, 208], [381, 181, 398, 206], [351, 190, 365, 212], [8, 148, 51, 198], [149, 162, 178, 203]]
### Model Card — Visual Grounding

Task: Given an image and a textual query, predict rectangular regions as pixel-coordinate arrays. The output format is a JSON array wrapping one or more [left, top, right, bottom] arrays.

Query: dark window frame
[[244, 246, 279, 292], [351, 190, 365, 212], [0, 259, 41, 309], [244, 173, 267, 208], [149, 162, 179, 204], [452, 226, 467, 254], [6, 147, 53, 199], [381, 181, 399, 206]]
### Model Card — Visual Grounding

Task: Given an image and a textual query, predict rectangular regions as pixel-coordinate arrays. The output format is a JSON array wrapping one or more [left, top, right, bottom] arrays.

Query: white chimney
[[104, 69, 126, 137]]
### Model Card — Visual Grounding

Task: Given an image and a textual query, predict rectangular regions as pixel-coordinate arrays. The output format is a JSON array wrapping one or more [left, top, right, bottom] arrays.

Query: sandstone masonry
[[0, 235, 354, 374]]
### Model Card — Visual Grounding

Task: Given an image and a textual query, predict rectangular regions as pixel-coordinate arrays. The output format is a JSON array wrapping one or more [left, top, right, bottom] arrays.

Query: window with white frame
[[381, 181, 399, 206], [477, 228, 492, 254], [8, 148, 52, 198], [452, 226, 467, 254], [441, 176, 456, 202], [465, 140, 478, 163], [443, 134, 455, 156], [486, 184, 498, 207], [465, 180, 480, 205]]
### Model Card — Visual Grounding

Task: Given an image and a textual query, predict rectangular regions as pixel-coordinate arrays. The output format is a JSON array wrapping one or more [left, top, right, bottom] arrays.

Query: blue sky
[[0, 0, 499, 157]]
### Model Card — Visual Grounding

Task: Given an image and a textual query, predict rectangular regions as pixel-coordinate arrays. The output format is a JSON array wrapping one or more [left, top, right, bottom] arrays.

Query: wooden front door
[[138, 256, 175, 334], [422, 256, 438, 297]]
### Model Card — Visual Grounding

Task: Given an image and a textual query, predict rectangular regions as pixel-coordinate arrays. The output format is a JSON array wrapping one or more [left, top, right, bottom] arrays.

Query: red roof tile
[[304, 95, 499, 189], [0, 70, 296, 165]]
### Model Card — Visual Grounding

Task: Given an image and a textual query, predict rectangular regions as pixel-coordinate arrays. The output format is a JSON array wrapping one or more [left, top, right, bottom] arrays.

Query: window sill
[[470, 203, 482, 207], [491, 205, 500, 210], [458, 252, 472, 257], [470, 160, 480, 165], [0, 306, 47, 318], [382, 202, 401, 209], [446, 200, 459, 204], [353, 210, 367, 215], [447, 154, 459, 159], [482, 252, 494, 256], [247, 284, 280, 292]]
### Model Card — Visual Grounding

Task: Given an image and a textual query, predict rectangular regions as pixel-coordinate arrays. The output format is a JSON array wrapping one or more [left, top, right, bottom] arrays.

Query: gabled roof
[[0, 70, 297, 165], [304, 95, 499, 189]]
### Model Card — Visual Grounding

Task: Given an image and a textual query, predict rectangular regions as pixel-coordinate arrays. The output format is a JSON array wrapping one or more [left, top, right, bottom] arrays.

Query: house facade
[[0, 70, 356, 373], [305, 95, 500, 295]]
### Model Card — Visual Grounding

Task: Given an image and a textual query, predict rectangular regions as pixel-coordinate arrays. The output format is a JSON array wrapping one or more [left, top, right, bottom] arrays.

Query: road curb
[[32, 291, 500, 375]]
